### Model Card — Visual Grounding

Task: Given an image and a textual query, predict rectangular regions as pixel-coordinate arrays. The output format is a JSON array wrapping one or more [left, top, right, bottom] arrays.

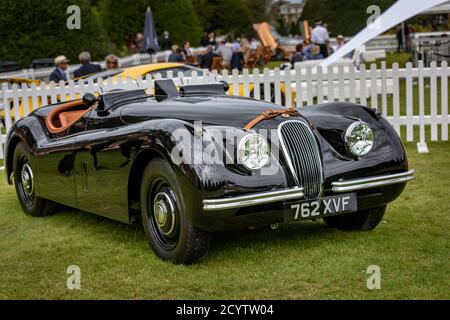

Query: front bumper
[[203, 187, 304, 211], [331, 170, 415, 193], [202, 170, 414, 211]]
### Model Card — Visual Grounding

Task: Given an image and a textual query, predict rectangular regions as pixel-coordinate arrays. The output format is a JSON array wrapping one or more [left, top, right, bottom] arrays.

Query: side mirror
[[82, 93, 98, 108], [220, 81, 230, 93]]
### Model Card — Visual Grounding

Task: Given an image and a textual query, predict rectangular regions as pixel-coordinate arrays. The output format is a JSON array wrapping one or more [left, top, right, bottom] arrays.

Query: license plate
[[284, 193, 357, 222]]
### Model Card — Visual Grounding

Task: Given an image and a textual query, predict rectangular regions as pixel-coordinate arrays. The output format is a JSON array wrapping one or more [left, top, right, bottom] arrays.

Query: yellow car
[[109, 63, 290, 104], [1, 63, 292, 123]]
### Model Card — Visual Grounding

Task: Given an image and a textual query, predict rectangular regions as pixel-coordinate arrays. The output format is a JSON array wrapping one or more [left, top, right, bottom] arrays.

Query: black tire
[[13, 142, 56, 217], [323, 206, 386, 231], [140, 158, 211, 264]]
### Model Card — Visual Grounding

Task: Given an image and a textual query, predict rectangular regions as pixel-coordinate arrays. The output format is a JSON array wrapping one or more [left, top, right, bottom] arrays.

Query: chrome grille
[[278, 121, 323, 199]]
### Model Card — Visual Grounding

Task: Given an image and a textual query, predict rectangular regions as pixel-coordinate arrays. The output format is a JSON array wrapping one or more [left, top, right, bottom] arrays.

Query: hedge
[[301, 0, 396, 36], [99, 0, 203, 48], [0, 0, 116, 68]]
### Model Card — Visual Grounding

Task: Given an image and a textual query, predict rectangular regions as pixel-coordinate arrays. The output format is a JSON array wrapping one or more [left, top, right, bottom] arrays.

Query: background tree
[[301, 0, 396, 36], [244, 0, 270, 24], [0, 0, 115, 67], [99, 0, 202, 49], [276, 18, 288, 36], [192, 0, 253, 36]]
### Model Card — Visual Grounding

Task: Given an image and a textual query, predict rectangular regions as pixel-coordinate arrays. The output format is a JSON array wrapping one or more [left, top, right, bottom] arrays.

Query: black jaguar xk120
[[5, 80, 414, 264]]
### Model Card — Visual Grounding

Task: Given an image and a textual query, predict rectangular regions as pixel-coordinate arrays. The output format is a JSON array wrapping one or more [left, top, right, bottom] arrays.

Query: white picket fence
[[0, 61, 449, 162]]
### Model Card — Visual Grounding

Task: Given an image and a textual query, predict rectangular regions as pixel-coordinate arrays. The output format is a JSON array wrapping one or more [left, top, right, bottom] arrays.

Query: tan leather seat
[[45, 100, 93, 134]]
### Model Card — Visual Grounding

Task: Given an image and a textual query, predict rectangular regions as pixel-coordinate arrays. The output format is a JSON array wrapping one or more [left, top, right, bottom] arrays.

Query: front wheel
[[13, 142, 56, 217], [140, 158, 211, 264], [323, 206, 386, 231]]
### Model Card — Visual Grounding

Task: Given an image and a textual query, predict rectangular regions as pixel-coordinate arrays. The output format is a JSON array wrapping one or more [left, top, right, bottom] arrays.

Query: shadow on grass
[[47, 205, 343, 260]]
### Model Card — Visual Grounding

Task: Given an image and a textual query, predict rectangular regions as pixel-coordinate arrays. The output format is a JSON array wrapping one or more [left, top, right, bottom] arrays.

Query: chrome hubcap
[[153, 192, 176, 237], [20, 163, 34, 196]]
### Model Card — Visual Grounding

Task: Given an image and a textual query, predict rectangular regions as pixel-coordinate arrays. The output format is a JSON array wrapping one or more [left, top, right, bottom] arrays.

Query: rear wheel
[[13, 142, 56, 217], [140, 158, 210, 264], [323, 206, 386, 231]]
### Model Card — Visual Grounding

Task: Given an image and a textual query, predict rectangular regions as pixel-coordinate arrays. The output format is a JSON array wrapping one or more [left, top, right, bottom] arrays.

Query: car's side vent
[[278, 120, 323, 199]]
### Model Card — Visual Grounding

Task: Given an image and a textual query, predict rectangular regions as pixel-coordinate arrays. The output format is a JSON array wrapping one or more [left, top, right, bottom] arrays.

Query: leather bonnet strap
[[244, 109, 300, 130]]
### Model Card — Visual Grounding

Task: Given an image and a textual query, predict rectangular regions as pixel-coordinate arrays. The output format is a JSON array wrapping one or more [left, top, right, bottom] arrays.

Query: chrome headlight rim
[[345, 121, 374, 157], [237, 133, 270, 171]]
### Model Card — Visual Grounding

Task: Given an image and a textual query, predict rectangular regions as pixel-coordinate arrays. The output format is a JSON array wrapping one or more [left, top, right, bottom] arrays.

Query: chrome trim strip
[[331, 170, 415, 193], [203, 187, 304, 211]]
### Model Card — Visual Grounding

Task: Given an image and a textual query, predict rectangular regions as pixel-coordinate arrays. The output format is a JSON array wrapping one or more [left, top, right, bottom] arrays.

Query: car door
[[73, 107, 133, 223], [36, 111, 91, 208]]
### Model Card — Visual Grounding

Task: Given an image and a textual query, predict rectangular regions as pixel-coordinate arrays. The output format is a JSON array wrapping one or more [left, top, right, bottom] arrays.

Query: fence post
[[274, 68, 282, 105], [284, 67, 292, 109], [232, 69, 239, 97], [0, 128, 3, 162], [242, 69, 250, 97], [381, 61, 388, 116], [405, 62, 414, 142], [359, 64, 367, 105], [417, 61, 429, 153], [252, 69, 261, 100], [429, 61, 438, 141], [338, 65, 345, 102], [306, 66, 313, 105], [392, 63, 400, 136], [326, 65, 334, 103], [294, 64, 302, 107], [263, 68, 271, 103], [441, 61, 448, 141], [2, 83, 12, 133], [316, 66, 324, 104], [370, 63, 378, 110], [349, 65, 356, 104]]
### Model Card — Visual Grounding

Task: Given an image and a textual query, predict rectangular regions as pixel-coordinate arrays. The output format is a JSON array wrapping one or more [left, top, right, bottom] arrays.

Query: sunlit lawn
[[0, 141, 449, 300]]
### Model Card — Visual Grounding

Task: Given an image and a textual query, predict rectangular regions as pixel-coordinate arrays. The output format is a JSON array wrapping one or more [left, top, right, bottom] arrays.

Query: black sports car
[[4, 80, 414, 264]]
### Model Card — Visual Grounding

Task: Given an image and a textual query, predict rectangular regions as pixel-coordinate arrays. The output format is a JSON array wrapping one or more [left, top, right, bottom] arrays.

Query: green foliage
[[301, 0, 396, 36], [192, 0, 253, 36], [244, 0, 269, 24], [276, 18, 288, 36], [0, 0, 116, 68], [99, 0, 203, 48]]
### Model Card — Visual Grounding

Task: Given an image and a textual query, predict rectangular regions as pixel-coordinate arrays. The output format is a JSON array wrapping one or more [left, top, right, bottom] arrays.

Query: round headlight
[[345, 122, 374, 156], [238, 134, 270, 171]]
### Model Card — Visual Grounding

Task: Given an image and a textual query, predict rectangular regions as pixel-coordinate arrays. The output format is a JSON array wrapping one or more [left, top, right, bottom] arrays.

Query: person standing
[[161, 31, 173, 51], [200, 45, 215, 70], [207, 33, 217, 47], [231, 41, 244, 71], [183, 41, 193, 57], [396, 24, 404, 53], [241, 38, 252, 64], [215, 40, 233, 69], [200, 32, 209, 47], [49, 55, 70, 83], [311, 20, 330, 58], [73, 52, 102, 78]]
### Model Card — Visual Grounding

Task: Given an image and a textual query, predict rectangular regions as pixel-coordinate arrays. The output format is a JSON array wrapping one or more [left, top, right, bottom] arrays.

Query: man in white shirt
[[215, 40, 233, 69], [311, 20, 330, 58]]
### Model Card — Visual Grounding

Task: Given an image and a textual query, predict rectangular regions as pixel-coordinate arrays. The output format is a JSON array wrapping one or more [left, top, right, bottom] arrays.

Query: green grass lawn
[[366, 52, 412, 69], [0, 142, 449, 300]]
